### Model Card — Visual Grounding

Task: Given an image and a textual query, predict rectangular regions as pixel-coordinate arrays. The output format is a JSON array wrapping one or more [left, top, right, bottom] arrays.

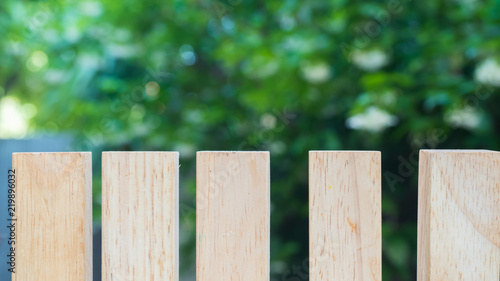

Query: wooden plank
[[417, 150, 500, 280], [102, 152, 179, 281], [196, 151, 270, 281], [309, 151, 381, 281], [12, 152, 92, 281]]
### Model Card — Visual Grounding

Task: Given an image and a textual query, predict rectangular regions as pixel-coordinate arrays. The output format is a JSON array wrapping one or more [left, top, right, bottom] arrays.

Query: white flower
[[106, 44, 138, 58], [242, 56, 279, 79], [301, 61, 331, 84], [44, 69, 67, 84], [260, 113, 277, 129], [445, 106, 481, 129], [475, 58, 500, 87], [80, 2, 103, 17], [351, 49, 389, 71], [346, 106, 398, 132], [77, 53, 102, 69]]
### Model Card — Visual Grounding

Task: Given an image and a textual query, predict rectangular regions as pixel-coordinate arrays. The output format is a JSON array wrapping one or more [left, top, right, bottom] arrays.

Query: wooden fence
[[11, 150, 500, 280]]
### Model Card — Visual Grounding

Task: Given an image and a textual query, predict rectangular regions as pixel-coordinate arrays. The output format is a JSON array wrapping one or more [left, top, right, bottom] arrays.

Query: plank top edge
[[13, 152, 91, 155], [196, 151, 270, 154], [420, 149, 498, 153], [309, 150, 381, 155], [309, 150, 380, 152], [102, 151, 179, 155]]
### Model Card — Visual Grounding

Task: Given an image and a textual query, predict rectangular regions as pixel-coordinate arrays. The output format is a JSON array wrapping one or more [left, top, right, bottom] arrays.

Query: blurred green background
[[1, 0, 500, 280]]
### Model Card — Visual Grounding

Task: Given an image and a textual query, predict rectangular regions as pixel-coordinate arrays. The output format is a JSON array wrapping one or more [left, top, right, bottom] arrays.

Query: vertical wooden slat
[[102, 152, 179, 281], [196, 151, 270, 281], [13, 152, 92, 281], [417, 150, 500, 280], [309, 151, 381, 281]]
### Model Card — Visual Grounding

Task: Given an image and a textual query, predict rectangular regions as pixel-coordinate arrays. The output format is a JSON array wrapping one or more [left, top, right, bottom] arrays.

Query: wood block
[[102, 152, 179, 281], [13, 152, 92, 281], [196, 151, 270, 281], [309, 151, 381, 281], [418, 150, 500, 280]]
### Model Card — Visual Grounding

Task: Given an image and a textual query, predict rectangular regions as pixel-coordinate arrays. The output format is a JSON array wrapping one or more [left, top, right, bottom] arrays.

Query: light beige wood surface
[[417, 150, 500, 280], [196, 151, 270, 281], [309, 151, 381, 281], [102, 152, 179, 281], [13, 152, 92, 281]]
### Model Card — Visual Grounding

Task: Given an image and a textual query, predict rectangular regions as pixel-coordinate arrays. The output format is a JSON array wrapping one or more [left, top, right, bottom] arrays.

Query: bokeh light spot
[[26, 50, 48, 72], [145, 81, 160, 98], [179, 44, 197, 66]]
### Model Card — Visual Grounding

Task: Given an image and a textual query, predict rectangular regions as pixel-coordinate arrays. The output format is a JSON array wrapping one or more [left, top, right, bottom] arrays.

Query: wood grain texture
[[196, 151, 270, 281], [309, 151, 381, 281], [12, 152, 92, 281], [102, 152, 179, 281], [417, 150, 500, 281]]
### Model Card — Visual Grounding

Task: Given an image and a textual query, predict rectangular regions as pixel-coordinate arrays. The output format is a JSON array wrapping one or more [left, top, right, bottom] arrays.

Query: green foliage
[[1, 0, 500, 280]]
